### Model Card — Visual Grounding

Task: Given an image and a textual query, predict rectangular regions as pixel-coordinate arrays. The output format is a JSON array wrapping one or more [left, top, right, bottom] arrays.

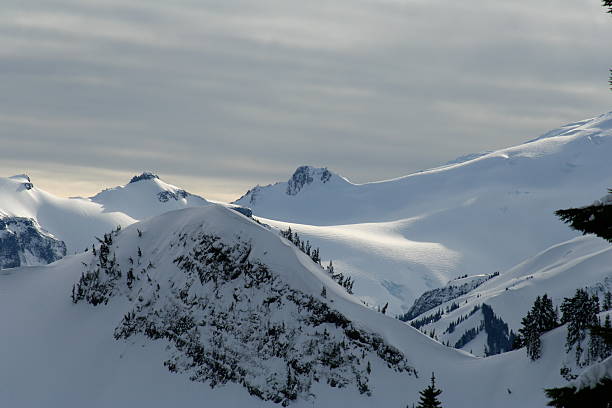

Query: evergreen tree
[[519, 310, 542, 360], [555, 189, 612, 242], [561, 289, 601, 364], [416, 372, 443, 408], [381, 303, 389, 315], [545, 379, 612, 408], [326, 260, 334, 275], [518, 295, 558, 360], [535, 294, 559, 332]]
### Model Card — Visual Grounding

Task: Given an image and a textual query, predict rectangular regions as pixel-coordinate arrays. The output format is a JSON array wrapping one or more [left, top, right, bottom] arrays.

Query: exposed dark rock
[[0, 217, 66, 269], [129, 172, 160, 184]]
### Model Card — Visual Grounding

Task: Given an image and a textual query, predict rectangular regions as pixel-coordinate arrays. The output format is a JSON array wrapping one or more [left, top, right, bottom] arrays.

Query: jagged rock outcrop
[[286, 166, 332, 196], [129, 172, 160, 184], [157, 189, 190, 202], [0, 217, 66, 269]]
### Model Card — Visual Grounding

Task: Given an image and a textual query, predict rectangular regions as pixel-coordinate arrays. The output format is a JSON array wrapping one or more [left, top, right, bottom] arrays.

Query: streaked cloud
[[0, 0, 610, 200]]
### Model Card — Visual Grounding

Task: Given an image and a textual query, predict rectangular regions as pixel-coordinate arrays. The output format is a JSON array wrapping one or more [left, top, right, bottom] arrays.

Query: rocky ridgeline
[[0, 217, 66, 269], [286, 166, 332, 196]]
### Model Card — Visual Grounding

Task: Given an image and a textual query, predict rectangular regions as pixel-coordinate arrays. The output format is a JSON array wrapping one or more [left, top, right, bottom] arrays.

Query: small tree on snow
[[415, 372, 443, 408]]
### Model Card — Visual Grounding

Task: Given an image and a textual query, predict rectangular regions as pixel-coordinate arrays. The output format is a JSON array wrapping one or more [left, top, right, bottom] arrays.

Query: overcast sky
[[1, 0, 611, 201]]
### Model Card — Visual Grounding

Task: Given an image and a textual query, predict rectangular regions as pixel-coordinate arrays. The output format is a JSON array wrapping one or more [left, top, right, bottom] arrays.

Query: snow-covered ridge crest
[[401, 273, 499, 321], [90, 172, 208, 220], [70, 204, 417, 405]]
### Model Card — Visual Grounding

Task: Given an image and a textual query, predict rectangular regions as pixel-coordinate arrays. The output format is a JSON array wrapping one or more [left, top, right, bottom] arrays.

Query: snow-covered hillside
[[0, 172, 210, 257], [235, 112, 612, 314], [0, 203, 604, 407], [407, 234, 612, 356]]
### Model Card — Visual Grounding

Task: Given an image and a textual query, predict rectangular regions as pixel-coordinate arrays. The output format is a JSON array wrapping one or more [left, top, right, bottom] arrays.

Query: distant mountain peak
[[287, 165, 333, 195], [128, 172, 159, 184], [9, 174, 31, 182], [233, 165, 342, 206], [9, 174, 34, 190]]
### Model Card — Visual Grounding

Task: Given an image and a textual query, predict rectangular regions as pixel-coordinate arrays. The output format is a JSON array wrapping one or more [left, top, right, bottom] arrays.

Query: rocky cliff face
[[286, 166, 332, 196], [0, 217, 66, 269]]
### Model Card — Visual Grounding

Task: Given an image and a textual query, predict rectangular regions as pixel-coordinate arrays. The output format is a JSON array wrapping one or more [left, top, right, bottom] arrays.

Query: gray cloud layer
[[1, 0, 611, 200]]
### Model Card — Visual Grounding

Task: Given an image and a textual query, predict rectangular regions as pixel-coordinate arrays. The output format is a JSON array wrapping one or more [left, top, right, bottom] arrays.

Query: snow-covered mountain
[[0, 216, 66, 269], [0, 172, 210, 257], [0, 203, 604, 407], [0, 174, 134, 253], [90, 172, 208, 220], [234, 112, 612, 314], [406, 234, 612, 357]]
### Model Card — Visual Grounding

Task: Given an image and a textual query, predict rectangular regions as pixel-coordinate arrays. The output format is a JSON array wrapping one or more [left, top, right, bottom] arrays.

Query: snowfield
[[1, 112, 611, 407], [0, 204, 607, 407], [236, 112, 612, 314]]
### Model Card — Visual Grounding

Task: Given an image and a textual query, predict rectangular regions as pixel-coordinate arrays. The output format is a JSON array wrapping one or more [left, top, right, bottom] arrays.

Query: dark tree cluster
[[72, 228, 124, 305], [443, 305, 481, 334], [515, 294, 559, 360], [517, 289, 611, 365], [555, 190, 612, 242], [281, 227, 354, 294], [454, 327, 480, 349], [450, 304, 514, 355], [411, 309, 443, 330], [545, 378, 612, 408], [561, 289, 610, 366], [481, 304, 515, 356]]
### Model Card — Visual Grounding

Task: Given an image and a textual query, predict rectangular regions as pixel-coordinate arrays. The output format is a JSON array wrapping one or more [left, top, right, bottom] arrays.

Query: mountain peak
[[9, 174, 31, 182], [8, 174, 34, 190], [287, 165, 334, 195], [128, 172, 159, 184]]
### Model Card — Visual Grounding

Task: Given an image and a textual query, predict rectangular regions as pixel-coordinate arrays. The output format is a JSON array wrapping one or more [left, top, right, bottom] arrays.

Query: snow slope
[[235, 112, 612, 313], [0, 204, 603, 407], [408, 234, 612, 356]]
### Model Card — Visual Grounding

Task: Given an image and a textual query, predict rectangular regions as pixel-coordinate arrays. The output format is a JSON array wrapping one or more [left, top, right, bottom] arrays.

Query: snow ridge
[[71, 207, 416, 406], [401, 273, 499, 321]]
